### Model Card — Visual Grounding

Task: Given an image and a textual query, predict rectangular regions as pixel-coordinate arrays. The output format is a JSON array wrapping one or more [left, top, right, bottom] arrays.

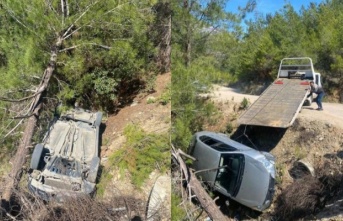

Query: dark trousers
[[316, 92, 324, 109]]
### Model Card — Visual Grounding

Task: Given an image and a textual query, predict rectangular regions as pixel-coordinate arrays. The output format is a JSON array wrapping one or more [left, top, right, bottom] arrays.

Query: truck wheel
[[87, 157, 100, 183], [30, 144, 43, 170], [94, 112, 103, 127]]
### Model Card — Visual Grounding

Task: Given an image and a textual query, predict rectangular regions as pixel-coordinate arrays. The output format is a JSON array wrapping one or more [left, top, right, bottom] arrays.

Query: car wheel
[[87, 157, 100, 183], [94, 112, 103, 127], [30, 144, 44, 170]]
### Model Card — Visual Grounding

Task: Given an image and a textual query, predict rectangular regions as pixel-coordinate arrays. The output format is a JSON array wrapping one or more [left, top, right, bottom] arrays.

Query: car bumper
[[28, 177, 95, 201]]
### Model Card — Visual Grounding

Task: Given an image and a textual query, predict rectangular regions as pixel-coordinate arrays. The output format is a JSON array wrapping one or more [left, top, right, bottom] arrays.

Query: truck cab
[[277, 57, 321, 105]]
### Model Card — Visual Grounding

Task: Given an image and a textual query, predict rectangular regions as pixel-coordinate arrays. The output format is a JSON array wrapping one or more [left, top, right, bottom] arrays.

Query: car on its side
[[188, 131, 275, 211], [28, 109, 102, 201]]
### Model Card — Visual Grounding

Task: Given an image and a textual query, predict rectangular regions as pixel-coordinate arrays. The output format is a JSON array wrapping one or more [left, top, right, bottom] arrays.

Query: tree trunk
[[1, 37, 62, 211], [186, 33, 191, 67], [172, 147, 232, 221], [153, 1, 171, 73], [160, 5, 171, 73], [184, 0, 191, 67]]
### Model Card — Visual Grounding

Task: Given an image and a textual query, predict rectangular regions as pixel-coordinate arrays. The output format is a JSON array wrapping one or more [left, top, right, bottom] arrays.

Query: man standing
[[307, 81, 325, 111]]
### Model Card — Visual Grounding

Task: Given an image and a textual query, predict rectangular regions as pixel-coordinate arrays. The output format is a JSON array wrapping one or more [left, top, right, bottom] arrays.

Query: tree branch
[[61, 0, 65, 26], [12, 114, 34, 120], [0, 90, 43, 103], [59, 43, 111, 52], [103, 2, 131, 15], [2, 3, 40, 39], [62, 1, 99, 38], [4, 119, 24, 138], [62, 26, 82, 40]]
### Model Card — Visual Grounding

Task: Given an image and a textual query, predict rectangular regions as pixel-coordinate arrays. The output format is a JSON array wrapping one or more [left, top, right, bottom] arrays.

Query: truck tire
[[30, 144, 43, 170], [87, 157, 100, 183], [94, 112, 103, 127]]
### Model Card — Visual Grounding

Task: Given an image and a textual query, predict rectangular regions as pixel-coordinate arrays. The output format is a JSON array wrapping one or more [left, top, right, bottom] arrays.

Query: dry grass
[[274, 175, 325, 221], [274, 160, 343, 221], [0, 187, 147, 221]]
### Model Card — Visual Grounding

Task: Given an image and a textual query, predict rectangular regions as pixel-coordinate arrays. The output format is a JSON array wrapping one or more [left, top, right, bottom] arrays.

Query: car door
[[191, 135, 221, 185], [215, 153, 244, 198]]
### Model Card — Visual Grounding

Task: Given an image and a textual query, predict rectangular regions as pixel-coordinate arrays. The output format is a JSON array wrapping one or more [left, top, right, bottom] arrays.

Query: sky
[[226, 0, 324, 22]]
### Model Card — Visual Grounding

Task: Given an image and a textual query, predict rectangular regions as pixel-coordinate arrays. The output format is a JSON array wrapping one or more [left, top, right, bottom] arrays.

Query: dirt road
[[211, 84, 343, 129]]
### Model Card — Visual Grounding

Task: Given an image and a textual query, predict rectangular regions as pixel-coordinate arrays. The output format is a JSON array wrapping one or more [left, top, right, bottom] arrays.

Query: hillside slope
[[99, 72, 171, 220]]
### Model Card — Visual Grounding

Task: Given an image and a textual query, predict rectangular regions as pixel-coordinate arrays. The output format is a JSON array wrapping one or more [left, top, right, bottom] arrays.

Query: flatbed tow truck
[[238, 57, 322, 128]]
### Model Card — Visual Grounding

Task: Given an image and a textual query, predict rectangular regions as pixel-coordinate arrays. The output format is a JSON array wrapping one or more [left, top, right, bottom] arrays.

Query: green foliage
[[172, 0, 343, 100], [91, 69, 118, 101], [96, 169, 113, 197], [225, 122, 234, 134], [171, 61, 220, 150], [0, 0, 158, 110], [0, 0, 163, 145], [239, 97, 250, 110], [105, 124, 170, 188], [171, 193, 187, 221], [275, 163, 286, 184], [147, 97, 157, 104], [144, 75, 157, 93], [159, 83, 171, 105], [294, 146, 306, 160]]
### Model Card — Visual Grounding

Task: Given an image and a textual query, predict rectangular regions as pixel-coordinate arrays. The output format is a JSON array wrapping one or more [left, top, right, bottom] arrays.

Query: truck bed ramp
[[237, 79, 309, 128]]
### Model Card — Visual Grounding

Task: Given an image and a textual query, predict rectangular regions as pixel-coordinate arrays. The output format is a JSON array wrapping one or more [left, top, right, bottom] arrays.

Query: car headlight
[[261, 158, 276, 179]]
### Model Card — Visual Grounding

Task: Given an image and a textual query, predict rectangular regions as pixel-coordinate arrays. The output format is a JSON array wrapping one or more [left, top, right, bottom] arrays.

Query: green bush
[[172, 61, 221, 151], [239, 97, 250, 110], [171, 193, 187, 221], [101, 124, 170, 188], [225, 122, 234, 134], [159, 83, 171, 105]]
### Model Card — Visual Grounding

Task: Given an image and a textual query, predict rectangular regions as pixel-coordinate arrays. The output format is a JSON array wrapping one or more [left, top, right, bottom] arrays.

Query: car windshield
[[215, 154, 244, 197]]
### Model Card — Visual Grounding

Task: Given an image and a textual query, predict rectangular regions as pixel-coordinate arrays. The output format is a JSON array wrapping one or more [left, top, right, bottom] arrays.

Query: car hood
[[234, 155, 270, 209]]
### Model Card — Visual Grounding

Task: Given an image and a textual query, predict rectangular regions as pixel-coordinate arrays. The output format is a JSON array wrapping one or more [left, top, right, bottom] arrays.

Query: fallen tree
[[171, 145, 231, 221], [1, 37, 62, 211]]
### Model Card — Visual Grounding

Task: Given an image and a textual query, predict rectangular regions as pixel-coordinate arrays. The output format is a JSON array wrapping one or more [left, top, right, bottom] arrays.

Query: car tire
[[87, 157, 100, 183], [30, 144, 44, 170], [94, 112, 103, 127]]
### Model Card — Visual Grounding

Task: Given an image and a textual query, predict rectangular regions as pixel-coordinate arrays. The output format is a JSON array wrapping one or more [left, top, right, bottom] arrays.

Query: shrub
[[103, 124, 170, 188], [171, 193, 187, 221], [1, 187, 146, 221], [239, 97, 250, 110], [159, 83, 171, 105], [225, 122, 234, 134]]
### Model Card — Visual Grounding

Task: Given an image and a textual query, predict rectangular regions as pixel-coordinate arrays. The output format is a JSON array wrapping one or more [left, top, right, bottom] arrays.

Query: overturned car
[[28, 109, 102, 201], [188, 131, 276, 211]]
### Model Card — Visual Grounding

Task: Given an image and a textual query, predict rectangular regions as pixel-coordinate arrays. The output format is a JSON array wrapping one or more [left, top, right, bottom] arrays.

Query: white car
[[188, 131, 276, 211], [28, 109, 102, 200]]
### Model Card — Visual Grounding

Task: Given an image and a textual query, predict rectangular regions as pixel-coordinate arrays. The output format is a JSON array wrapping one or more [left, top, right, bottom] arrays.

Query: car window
[[215, 154, 244, 197], [199, 135, 237, 151]]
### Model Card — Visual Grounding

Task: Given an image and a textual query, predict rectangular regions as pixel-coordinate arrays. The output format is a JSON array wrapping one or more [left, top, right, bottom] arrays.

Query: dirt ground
[[205, 84, 343, 221], [100, 72, 171, 220]]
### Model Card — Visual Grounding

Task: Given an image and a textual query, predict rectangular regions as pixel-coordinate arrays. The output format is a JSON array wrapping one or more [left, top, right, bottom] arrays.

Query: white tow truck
[[238, 57, 321, 128]]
